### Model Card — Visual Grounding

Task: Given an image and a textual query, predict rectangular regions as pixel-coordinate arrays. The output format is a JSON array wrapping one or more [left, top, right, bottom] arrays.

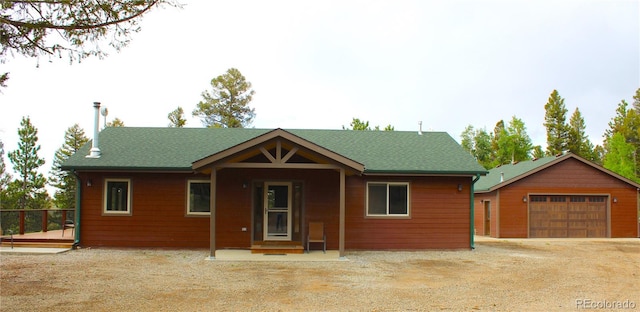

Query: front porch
[[194, 129, 364, 258]]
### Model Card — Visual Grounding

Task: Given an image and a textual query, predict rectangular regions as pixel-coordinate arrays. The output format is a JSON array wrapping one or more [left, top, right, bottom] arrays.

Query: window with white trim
[[103, 179, 131, 215], [187, 180, 210, 215], [366, 182, 409, 216]]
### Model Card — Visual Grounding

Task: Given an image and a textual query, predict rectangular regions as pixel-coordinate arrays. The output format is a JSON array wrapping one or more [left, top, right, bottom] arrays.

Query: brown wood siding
[[474, 192, 497, 237], [78, 172, 210, 248], [346, 176, 472, 250], [495, 158, 638, 238], [77, 169, 476, 249]]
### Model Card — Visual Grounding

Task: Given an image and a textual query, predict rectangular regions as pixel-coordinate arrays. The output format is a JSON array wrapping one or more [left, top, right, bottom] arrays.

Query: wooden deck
[[0, 229, 74, 248]]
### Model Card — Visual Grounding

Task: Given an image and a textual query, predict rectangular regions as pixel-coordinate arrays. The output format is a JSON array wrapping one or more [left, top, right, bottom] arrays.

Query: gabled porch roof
[[192, 128, 365, 174]]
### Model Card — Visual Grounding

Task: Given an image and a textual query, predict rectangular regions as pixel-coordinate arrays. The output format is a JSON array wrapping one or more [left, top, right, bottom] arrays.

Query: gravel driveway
[[1, 237, 638, 311]]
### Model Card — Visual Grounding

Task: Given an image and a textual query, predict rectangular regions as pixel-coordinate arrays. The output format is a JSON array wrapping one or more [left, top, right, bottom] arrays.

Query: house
[[61, 108, 487, 257], [474, 153, 640, 238]]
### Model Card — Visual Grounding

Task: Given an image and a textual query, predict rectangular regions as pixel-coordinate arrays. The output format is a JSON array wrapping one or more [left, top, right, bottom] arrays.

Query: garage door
[[529, 195, 607, 238]]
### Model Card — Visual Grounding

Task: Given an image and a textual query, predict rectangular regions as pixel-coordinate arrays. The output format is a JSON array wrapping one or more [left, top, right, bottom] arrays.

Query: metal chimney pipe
[[86, 102, 101, 158]]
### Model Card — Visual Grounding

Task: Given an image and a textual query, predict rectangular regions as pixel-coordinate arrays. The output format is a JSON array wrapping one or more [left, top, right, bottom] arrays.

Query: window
[[366, 182, 409, 216], [187, 180, 210, 215], [570, 196, 586, 202], [104, 179, 131, 215], [530, 196, 547, 202]]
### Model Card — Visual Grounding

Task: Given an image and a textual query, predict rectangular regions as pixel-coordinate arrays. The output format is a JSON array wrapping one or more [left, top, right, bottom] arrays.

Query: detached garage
[[474, 153, 640, 238]]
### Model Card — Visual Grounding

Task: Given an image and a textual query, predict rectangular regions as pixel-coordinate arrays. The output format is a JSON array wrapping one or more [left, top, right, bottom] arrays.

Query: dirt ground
[[1, 237, 639, 311]]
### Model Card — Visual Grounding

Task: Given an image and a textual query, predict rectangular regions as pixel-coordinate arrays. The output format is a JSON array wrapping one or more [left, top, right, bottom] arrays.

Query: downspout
[[470, 174, 481, 250], [71, 170, 82, 248]]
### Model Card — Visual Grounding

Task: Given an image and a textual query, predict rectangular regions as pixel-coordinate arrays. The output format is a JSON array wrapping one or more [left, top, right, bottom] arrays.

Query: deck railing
[[0, 209, 75, 236]]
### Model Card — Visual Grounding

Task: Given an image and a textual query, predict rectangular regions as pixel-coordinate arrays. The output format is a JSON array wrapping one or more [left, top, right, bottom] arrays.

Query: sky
[[1, 0, 639, 183]]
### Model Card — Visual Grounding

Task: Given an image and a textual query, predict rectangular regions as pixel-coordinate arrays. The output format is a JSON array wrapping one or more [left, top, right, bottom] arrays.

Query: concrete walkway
[[210, 249, 348, 261], [0, 246, 72, 255]]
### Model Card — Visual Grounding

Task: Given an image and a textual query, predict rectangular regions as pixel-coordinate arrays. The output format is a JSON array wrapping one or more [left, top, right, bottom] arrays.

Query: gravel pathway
[[1, 238, 638, 311]]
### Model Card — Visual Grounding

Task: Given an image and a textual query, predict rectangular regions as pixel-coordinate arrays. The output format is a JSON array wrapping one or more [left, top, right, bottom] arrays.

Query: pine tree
[[106, 118, 125, 127], [7, 116, 48, 209], [0, 139, 12, 209], [567, 108, 596, 160], [49, 124, 89, 209], [168, 106, 187, 127], [544, 90, 569, 156], [193, 68, 256, 128], [532, 146, 545, 159]]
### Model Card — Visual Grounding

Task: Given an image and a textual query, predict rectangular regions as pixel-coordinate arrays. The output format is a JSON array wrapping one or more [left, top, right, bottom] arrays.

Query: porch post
[[208, 167, 217, 260], [339, 168, 345, 257]]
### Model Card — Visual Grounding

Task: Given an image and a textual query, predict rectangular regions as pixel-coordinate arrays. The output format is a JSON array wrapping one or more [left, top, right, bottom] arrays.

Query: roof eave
[[363, 170, 488, 176], [61, 166, 194, 173]]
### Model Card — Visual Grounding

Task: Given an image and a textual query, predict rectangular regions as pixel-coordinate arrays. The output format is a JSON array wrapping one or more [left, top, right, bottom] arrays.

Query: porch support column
[[208, 167, 217, 260], [339, 168, 345, 258]]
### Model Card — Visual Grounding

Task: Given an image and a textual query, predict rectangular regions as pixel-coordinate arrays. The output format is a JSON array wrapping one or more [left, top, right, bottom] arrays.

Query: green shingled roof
[[474, 155, 560, 191], [61, 127, 487, 175]]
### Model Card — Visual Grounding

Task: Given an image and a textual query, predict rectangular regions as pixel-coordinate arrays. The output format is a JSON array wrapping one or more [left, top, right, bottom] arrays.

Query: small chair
[[307, 222, 326, 253], [62, 220, 75, 237]]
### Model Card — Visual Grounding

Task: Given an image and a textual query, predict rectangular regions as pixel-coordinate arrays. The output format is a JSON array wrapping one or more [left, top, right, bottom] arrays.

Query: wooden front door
[[263, 182, 292, 240], [484, 201, 491, 236]]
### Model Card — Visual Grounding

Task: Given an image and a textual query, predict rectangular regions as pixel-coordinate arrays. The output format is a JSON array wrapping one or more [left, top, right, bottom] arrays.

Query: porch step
[[1, 237, 74, 249], [251, 243, 304, 254], [1, 241, 74, 249]]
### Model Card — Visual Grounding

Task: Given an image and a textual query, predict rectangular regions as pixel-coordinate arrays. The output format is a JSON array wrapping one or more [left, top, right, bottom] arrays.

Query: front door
[[264, 182, 292, 240], [484, 201, 491, 236]]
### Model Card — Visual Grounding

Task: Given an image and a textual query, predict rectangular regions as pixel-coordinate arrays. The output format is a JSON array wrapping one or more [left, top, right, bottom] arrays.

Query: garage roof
[[475, 153, 640, 192]]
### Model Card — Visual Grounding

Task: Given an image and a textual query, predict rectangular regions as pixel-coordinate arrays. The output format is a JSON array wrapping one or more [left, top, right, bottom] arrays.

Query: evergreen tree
[[1, 1, 178, 89], [343, 118, 394, 131], [106, 117, 125, 127], [49, 124, 89, 209], [632, 87, 640, 110], [345, 118, 371, 130], [532, 146, 545, 159], [193, 68, 256, 128], [567, 108, 597, 160], [0, 139, 12, 209], [544, 90, 569, 155], [168, 107, 187, 127], [7, 116, 49, 209]]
